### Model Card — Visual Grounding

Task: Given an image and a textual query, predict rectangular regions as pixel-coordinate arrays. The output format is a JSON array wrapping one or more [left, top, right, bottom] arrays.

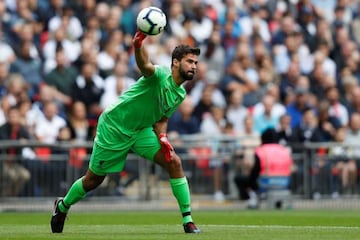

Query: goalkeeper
[[50, 30, 201, 234]]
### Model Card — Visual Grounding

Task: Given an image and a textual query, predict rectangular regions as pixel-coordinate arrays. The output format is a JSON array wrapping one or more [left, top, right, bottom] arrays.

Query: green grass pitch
[[0, 210, 360, 240]]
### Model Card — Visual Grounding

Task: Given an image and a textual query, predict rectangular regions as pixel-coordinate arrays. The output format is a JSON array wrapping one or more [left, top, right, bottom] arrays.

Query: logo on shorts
[[99, 160, 105, 168]]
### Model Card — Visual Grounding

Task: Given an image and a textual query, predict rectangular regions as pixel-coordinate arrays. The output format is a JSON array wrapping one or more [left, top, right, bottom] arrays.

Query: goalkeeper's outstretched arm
[[133, 30, 155, 77]]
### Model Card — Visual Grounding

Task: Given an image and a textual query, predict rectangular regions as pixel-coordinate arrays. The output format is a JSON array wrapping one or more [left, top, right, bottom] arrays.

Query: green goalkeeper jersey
[[96, 65, 186, 149]]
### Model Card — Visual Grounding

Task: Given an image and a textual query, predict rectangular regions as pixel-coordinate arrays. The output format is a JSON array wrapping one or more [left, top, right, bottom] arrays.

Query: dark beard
[[179, 67, 194, 81]]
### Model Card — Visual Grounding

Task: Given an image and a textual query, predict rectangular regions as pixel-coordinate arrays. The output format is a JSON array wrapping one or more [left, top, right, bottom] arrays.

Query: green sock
[[58, 177, 87, 213], [170, 177, 193, 224]]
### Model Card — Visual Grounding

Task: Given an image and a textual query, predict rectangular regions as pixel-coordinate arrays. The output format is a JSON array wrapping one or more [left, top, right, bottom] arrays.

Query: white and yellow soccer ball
[[136, 6, 167, 35]]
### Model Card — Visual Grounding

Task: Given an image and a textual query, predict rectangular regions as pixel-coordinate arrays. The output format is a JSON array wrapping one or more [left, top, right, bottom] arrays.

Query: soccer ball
[[136, 7, 167, 35]]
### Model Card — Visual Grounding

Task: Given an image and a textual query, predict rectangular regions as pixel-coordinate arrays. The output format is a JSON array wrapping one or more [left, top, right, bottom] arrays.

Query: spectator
[[252, 91, 286, 123], [42, 26, 81, 73], [221, 44, 259, 105], [66, 101, 94, 142], [16, 96, 32, 128], [0, 28, 16, 64], [9, 40, 43, 99], [192, 84, 215, 123], [200, 105, 228, 201], [241, 115, 261, 142], [310, 99, 345, 198], [0, 0, 12, 43], [3, 73, 29, 107], [70, 61, 104, 119], [235, 45, 260, 106], [0, 96, 9, 126], [0, 106, 31, 196], [278, 60, 301, 103], [0, 62, 10, 98], [72, 34, 99, 71], [165, 1, 188, 41], [219, 8, 243, 63], [100, 60, 135, 110], [200, 105, 227, 135], [118, 0, 137, 35], [331, 28, 354, 73], [342, 54, 360, 83], [316, 100, 342, 141], [93, 2, 111, 43], [48, 5, 83, 41], [296, 0, 322, 46], [350, 4, 360, 47], [344, 112, 360, 166], [82, 14, 101, 45], [239, 3, 271, 44], [276, 113, 297, 146], [188, 62, 226, 108], [345, 85, 360, 114], [252, 35, 272, 71], [14, 21, 41, 60], [186, 1, 214, 45], [226, 90, 248, 135], [313, 41, 336, 79], [330, 127, 358, 195], [309, 56, 336, 96], [340, 74, 359, 112], [168, 95, 200, 135], [332, 5, 351, 29], [100, 5, 123, 46], [39, 0, 65, 28], [271, 14, 297, 46], [73, 0, 97, 27], [96, 39, 120, 78], [26, 84, 66, 133], [44, 46, 77, 107], [65, 101, 96, 174], [313, 18, 334, 51], [151, 36, 179, 68], [33, 101, 66, 144], [232, 115, 261, 198], [65, 101, 94, 178], [198, 28, 226, 85], [253, 94, 282, 134], [29, 100, 68, 196], [273, 28, 312, 75], [325, 86, 349, 127], [286, 87, 314, 128], [51, 125, 74, 194], [292, 107, 323, 143], [8, 0, 43, 47]]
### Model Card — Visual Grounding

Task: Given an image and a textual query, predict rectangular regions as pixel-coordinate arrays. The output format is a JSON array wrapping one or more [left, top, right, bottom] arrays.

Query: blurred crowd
[[1, 0, 360, 199]]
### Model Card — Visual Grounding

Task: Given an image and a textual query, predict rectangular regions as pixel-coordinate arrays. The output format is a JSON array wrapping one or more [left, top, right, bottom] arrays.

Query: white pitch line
[[204, 225, 360, 230], [85, 224, 360, 230]]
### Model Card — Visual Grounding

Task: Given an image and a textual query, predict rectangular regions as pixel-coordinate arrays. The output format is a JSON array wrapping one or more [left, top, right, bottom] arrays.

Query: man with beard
[[51, 30, 201, 234]]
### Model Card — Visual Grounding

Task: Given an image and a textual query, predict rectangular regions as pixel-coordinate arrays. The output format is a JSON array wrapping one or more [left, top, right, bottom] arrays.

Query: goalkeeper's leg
[[154, 151, 201, 233], [51, 169, 105, 233]]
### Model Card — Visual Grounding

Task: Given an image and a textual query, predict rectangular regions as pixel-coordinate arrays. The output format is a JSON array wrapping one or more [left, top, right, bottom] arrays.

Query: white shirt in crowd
[[34, 114, 66, 144]]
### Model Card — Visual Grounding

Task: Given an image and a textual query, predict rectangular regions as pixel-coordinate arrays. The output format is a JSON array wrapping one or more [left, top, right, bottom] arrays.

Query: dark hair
[[261, 128, 279, 144], [171, 45, 200, 67]]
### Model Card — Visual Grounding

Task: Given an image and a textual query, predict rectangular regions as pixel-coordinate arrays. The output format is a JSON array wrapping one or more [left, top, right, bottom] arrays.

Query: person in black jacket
[[0, 106, 31, 196]]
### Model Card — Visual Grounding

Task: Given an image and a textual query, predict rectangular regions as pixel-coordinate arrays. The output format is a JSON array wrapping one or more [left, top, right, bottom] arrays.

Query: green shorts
[[89, 126, 161, 176]]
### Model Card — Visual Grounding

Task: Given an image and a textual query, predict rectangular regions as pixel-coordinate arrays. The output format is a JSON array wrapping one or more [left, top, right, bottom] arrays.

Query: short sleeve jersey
[[102, 65, 186, 136]]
